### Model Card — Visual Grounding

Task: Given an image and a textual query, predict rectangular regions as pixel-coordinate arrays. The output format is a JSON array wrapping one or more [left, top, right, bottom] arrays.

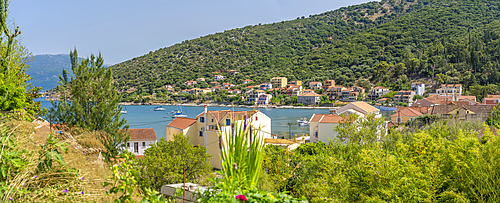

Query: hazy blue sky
[[10, 0, 374, 65]]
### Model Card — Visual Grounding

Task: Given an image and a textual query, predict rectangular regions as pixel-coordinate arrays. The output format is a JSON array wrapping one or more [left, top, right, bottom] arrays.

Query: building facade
[[125, 128, 157, 157], [270, 77, 288, 89]]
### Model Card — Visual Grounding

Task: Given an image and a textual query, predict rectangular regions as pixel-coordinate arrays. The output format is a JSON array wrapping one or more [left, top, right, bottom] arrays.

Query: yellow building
[[271, 77, 288, 89], [166, 108, 271, 169]]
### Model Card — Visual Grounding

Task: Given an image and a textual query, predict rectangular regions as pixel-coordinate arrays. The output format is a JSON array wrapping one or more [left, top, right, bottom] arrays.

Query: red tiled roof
[[128, 128, 157, 140], [391, 107, 423, 117], [372, 86, 388, 89], [319, 114, 344, 123], [167, 117, 197, 130], [310, 114, 330, 122], [441, 84, 462, 87], [298, 92, 321, 97]]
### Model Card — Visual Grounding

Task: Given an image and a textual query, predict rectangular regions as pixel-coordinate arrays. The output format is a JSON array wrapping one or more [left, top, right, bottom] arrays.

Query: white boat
[[154, 106, 166, 111], [120, 106, 127, 114], [297, 117, 310, 126], [172, 114, 188, 118]]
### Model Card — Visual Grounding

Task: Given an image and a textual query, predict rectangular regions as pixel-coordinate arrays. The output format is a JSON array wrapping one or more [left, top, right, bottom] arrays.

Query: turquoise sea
[[38, 99, 394, 140]]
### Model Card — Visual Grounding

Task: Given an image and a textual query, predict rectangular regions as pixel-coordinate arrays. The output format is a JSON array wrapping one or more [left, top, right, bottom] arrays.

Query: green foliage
[[36, 134, 69, 172], [0, 124, 27, 198], [219, 116, 264, 192], [0, 0, 40, 115], [136, 135, 211, 192], [49, 48, 129, 160], [104, 152, 176, 203]]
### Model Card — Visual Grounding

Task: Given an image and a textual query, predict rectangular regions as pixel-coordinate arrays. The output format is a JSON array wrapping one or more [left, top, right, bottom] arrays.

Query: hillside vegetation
[[111, 0, 417, 90], [111, 0, 500, 94]]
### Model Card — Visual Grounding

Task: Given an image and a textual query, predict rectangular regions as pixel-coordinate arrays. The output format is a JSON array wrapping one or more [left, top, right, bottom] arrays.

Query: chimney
[[204, 105, 207, 150]]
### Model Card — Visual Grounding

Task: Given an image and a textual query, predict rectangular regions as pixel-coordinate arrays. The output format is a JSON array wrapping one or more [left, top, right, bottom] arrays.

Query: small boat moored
[[154, 106, 166, 111], [297, 117, 310, 126]]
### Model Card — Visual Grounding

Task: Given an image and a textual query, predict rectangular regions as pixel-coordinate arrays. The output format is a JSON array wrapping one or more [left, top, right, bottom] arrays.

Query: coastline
[[118, 102, 335, 109]]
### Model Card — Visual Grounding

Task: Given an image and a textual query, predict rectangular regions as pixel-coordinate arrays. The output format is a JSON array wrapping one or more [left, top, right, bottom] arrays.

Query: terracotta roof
[[459, 96, 476, 101], [196, 110, 260, 123], [167, 117, 197, 130], [310, 82, 320, 84], [372, 86, 388, 89], [319, 114, 344, 123], [462, 105, 493, 114], [430, 105, 462, 115], [351, 102, 380, 113], [378, 98, 388, 101], [244, 79, 253, 81], [310, 114, 331, 122], [128, 128, 157, 140], [391, 107, 423, 117], [298, 92, 321, 97], [441, 84, 462, 87]]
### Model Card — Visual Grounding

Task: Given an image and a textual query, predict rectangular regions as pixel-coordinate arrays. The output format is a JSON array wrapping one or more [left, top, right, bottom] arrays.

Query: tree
[[0, 0, 40, 115], [49, 48, 128, 159], [137, 135, 211, 191]]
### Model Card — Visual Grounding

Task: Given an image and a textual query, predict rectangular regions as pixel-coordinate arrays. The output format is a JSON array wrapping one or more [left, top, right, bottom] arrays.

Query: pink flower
[[236, 194, 247, 201]]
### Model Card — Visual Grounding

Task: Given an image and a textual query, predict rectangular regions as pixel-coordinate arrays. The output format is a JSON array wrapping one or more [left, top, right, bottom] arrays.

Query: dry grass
[[1, 118, 119, 202]]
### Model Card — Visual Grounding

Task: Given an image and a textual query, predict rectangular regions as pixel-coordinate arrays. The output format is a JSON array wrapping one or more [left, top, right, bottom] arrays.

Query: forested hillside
[[111, 0, 500, 94]]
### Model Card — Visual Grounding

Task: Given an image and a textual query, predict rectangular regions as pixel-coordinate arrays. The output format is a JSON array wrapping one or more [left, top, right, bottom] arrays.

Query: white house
[[411, 82, 425, 96], [309, 114, 344, 143], [214, 75, 225, 80], [125, 128, 157, 157]]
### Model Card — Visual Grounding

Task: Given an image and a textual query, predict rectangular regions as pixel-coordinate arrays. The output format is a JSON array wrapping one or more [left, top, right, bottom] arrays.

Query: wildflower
[[32, 175, 38, 179], [268, 193, 275, 200], [80, 177, 84, 181], [9, 197, 12, 200], [63, 189, 68, 193], [235, 195, 247, 201], [233, 163, 237, 170], [81, 191, 84, 195]]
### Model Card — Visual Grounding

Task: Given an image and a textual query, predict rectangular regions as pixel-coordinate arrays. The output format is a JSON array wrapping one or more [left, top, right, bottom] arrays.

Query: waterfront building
[[297, 92, 321, 106], [257, 94, 272, 105], [270, 77, 287, 89], [166, 109, 271, 169], [125, 128, 157, 157], [368, 86, 389, 100]]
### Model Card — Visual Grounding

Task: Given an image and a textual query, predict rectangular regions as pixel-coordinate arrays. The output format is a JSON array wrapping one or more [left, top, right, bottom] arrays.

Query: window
[[142, 142, 146, 147], [200, 117, 205, 123], [315, 132, 318, 138], [199, 130, 203, 137], [134, 142, 139, 153], [127, 142, 130, 147], [226, 118, 231, 126], [211, 118, 214, 122]]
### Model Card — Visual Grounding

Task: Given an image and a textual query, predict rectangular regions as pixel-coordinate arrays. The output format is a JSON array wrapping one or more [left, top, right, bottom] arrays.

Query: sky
[[10, 0, 374, 65]]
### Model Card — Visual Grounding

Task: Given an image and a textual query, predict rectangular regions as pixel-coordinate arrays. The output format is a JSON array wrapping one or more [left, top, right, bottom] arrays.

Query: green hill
[[111, 0, 500, 93]]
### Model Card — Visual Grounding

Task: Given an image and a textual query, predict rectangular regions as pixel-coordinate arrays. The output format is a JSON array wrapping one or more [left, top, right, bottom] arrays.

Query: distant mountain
[[26, 54, 109, 90]]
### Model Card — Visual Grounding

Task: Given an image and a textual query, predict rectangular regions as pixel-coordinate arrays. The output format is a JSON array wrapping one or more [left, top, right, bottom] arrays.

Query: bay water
[[38, 99, 394, 140]]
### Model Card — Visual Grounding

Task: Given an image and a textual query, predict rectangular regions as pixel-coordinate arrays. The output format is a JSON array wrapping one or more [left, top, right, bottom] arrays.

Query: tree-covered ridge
[[111, 0, 500, 95], [292, 0, 500, 89], [111, 0, 417, 91]]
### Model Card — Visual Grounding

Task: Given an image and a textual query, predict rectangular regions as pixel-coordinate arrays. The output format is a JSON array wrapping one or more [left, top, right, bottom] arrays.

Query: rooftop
[[128, 128, 157, 140], [167, 117, 197, 130]]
